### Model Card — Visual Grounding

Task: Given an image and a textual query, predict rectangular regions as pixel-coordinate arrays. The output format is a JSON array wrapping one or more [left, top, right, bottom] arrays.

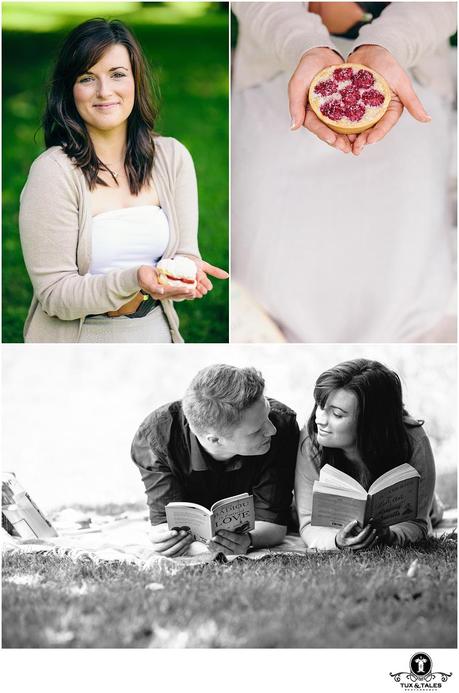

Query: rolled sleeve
[[131, 425, 183, 525]]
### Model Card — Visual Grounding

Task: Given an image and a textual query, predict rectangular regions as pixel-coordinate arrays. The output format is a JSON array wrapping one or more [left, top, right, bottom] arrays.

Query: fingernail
[[290, 118, 297, 130], [423, 115, 432, 122], [326, 136, 336, 145]]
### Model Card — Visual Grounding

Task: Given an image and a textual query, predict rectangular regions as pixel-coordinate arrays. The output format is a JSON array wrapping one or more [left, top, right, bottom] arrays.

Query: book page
[[211, 495, 255, 534], [165, 505, 212, 543], [368, 463, 419, 495], [211, 492, 250, 512], [368, 476, 419, 527], [311, 491, 367, 528], [319, 464, 366, 494]]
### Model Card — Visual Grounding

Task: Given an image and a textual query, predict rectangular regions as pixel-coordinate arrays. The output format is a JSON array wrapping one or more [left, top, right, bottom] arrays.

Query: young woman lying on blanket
[[295, 359, 443, 551]]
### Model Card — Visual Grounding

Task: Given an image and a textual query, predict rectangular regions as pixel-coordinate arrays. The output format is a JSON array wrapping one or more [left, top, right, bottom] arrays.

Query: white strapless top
[[89, 205, 170, 275]]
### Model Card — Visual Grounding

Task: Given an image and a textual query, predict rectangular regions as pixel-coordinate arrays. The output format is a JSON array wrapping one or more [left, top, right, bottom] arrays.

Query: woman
[[19, 18, 228, 343], [232, 3, 456, 342], [295, 359, 439, 550]]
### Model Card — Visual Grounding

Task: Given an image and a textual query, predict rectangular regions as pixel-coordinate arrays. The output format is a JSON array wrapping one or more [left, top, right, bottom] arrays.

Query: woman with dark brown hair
[[295, 359, 442, 551], [19, 18, 228, 343]]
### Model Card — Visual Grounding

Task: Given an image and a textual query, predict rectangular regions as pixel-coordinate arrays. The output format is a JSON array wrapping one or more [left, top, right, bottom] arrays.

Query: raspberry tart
[[308, 63, 391, 134]]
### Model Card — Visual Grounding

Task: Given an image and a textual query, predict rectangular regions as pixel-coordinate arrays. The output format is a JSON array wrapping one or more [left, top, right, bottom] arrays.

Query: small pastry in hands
[[308, 63, 391, 134], [156, 256, 197, 292]]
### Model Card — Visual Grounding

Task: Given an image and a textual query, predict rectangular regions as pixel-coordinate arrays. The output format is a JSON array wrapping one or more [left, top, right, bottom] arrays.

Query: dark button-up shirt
[[131, 398, 299, 526]]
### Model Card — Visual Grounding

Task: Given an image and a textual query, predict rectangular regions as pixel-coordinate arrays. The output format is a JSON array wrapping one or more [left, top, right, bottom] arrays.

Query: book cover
[[166, 493, 255, 543]]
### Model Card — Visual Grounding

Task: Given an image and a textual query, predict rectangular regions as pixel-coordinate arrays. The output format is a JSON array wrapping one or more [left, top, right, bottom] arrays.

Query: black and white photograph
[[1, 0, 458, 691], [2, 344, 456, 652]]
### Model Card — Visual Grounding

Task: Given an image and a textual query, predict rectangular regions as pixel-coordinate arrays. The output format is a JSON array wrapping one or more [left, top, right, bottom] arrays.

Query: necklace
[[102, 162, 122, 180]]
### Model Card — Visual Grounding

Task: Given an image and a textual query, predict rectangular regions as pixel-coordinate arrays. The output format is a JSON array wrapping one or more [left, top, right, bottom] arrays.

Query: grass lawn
[[2, 535, 456, 648], [2, 3, 228, 343]]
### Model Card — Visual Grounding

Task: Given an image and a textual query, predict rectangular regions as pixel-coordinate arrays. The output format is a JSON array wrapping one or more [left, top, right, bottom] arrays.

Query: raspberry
[[314, 79, 339, 96], [343, 102, 366, 121], [353, 69, 375, 88], [333, 67, 354, 82], [361, 88, 385, 107], [320, 100, 346, 121], [340, 85, 361, 106]]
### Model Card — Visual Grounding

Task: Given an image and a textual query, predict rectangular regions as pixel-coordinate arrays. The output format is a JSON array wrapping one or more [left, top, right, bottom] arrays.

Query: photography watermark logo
[[390, 653, 453, 689]]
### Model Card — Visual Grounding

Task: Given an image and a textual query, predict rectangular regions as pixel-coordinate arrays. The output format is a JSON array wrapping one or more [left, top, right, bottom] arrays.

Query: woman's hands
[[347, 45, 431, 155], [335, 519, 378, 551], [137, 259, 229, 302], [138, 265, 195, 301], [335, 519, 396, 551], [289, 47, 353, 154], [194, 259, 229, 299], [290, 45, 431, 156]]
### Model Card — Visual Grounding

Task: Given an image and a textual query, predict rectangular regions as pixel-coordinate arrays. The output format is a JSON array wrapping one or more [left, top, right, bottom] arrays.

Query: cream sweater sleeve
[[170, 139, 201, 260], [350, 2, 457, 68], [19, 152, 140, 321], [295, 427, 339, 550], [233, 2, 338, 74]]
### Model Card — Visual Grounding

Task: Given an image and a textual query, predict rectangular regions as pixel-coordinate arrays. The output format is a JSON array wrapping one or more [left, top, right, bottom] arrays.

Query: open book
[[166, 493, 255, 543], [311, 463, 420, 529]]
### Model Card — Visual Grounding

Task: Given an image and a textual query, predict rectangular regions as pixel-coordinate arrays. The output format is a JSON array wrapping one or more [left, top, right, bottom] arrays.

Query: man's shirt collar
[[189, 433, 243, 472]]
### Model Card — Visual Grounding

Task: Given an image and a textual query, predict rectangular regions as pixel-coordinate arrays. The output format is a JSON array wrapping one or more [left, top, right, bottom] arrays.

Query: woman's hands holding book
[[335, 519, 378, 551], [148, 524, 194, 557], [335, 519, 397, 550]]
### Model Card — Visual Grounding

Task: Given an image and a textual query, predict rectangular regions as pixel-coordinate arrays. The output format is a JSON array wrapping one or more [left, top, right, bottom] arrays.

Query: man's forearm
[[251, 520, 287, 548]]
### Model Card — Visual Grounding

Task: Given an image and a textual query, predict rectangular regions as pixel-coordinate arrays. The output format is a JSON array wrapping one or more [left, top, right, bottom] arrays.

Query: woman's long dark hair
[[306, 359, 416, 487], [43, 18, 158, 194]]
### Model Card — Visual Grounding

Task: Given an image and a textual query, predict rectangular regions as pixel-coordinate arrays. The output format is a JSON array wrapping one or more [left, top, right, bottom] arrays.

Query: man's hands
[[208, 529, 252, 556], [149, 524, 194, 557], [138, 259, 229, 302], [289, 47, 353, 154], [347, 45, 431, 155]]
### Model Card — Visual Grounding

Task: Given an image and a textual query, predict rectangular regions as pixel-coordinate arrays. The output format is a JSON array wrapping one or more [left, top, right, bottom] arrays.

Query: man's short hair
[[182, 364, 265, 436]]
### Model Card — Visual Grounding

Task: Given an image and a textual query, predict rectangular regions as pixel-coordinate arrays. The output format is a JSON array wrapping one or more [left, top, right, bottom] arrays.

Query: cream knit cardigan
[[233, 2, 457, 102], [19, 136, 200, 343]]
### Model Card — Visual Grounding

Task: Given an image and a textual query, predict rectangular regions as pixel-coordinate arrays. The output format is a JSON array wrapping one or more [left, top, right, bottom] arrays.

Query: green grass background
[[2, 2, 229, 342]]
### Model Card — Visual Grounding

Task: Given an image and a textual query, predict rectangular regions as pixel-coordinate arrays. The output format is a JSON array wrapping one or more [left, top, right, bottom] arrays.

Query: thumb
[[396, 77, 431, 122], [288, 78, 308, 130]]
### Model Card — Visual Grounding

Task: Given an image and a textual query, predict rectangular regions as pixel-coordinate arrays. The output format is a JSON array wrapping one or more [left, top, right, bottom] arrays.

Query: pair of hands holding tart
[[138, 257, 229, 301], [289, 45, 432, 156]]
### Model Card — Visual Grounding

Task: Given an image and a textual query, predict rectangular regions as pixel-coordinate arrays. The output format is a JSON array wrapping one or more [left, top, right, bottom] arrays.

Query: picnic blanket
[[2, 509, 456, 570]]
